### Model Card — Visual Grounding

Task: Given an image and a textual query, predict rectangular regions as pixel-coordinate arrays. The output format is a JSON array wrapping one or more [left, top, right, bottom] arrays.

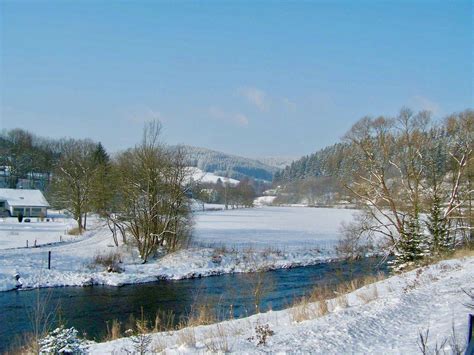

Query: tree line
[[184, 145, 277, 181], [343, 108, 472, 269], [276, 108, 473, 269], [0, 129, 61, 189], [191, 177, 259, 210]]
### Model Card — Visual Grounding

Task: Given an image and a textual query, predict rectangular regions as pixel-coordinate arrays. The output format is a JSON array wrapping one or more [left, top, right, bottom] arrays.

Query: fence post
[[48, 251, 51, 270]]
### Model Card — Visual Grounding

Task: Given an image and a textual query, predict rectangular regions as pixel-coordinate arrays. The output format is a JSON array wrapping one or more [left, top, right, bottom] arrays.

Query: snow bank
[[0, 271, 19, 291], [89, 256, 474, 354], [0, 246, 334, 290]]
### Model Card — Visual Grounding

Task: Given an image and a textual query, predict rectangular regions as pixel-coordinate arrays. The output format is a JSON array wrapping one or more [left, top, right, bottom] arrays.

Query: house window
[[31, 208, 44, 217]]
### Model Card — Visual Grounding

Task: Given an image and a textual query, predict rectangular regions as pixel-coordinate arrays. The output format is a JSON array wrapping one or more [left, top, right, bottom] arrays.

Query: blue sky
[[0, 0, 472, 158]]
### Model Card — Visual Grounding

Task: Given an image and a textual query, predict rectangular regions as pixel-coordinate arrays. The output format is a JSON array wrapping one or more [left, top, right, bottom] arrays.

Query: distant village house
[[0, 188, 49, 217]]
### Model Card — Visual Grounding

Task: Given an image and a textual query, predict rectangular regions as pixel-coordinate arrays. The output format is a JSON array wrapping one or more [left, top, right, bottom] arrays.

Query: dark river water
[[0, 257, 387, 352]]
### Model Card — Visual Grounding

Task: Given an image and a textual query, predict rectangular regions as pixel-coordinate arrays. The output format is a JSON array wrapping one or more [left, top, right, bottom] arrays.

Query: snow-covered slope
[[182, 145, 278, 181], [189, 167, 239, 185], [89, 256, 474, 354], [256, 156, 296, 169]]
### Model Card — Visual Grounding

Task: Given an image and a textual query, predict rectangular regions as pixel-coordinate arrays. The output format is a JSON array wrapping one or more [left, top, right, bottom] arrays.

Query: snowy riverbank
[[0, 207, 356, 292], [89, 255, 474, 354]]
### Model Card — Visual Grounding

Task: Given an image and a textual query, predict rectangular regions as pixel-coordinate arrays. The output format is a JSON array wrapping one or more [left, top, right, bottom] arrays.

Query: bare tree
[[51, 139, 98, 232], [113, 122, 192, 262], [342, 108, 472, 269]]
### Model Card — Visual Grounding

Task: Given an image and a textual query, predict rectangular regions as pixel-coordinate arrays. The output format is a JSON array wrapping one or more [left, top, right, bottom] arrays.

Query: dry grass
[[333, 294, 349, 309], [184, 303, 217, 328], [262, 246, 283, 257], [290, 297, 329, 323], [67, 227, 83, 236], [443, 246, 474, 259], [151, 338, 167, 353], [204, 324, 233, 353], [6, 333, 41, 355], [177, 328, 196, 347], [291, 272, 386, 323], [356, 284, 379, 304], [290, 286, 332, 322], [152, 310, 176, 332], [401, 246, 474, 273], [105, 319, 122, 341]]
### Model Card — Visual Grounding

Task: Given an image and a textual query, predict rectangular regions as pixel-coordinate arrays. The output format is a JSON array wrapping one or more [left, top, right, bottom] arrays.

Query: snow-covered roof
[[0, 188, 50, 207]]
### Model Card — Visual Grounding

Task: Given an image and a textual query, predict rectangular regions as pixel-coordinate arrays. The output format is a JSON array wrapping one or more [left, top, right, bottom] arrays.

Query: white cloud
[[209, 106, 249, 127], [410, 96, 441, 115], [237, 87, 268, 111]]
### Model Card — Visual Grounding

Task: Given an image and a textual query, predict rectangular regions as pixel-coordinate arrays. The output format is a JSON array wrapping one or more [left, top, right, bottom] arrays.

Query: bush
[[247, 324, 274, 346], [39, 326, 87, 354], [91, 251, 123, 273], [67, 227, 82, 236]]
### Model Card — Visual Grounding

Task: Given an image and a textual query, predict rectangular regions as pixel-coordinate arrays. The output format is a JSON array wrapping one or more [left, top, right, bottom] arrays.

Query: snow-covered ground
[[0, 217, 77, 249], [88, 256, 474, 354], [193, 207, 355, 250], [0, 207, 356, 291]]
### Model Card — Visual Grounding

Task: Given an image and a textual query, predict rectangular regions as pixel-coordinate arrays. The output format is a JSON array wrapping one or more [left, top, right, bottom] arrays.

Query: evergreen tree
[[426, 194, 450, 255], [90, 142, 113, 217], [392, 215, 429, 271]]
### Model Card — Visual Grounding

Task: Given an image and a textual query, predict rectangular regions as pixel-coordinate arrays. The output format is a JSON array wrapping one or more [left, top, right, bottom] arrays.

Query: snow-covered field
[[89, 256, 474, 354], [194, 207, 355, 250], [0, 217, 76, 249], [0, 207, 355, 292]]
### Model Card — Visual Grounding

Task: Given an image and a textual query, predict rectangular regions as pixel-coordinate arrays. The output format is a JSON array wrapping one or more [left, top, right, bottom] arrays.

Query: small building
[[0, 188, 49, 217]]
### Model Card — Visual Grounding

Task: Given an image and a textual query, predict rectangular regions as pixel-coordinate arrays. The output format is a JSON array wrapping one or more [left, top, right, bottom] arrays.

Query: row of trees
[[272, 142, 354, 206], [191, 177, 257, 210], [51, 122, 192, 262], [273, 176, 346, 206], [0, 129, 61, 189], [341, 108, 472, 269], [274, 108, 472, 269], [273, 143, 349, 183]]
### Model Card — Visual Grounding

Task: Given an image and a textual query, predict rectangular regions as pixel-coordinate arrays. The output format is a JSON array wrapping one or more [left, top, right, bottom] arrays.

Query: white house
[[0, 188, 49, 217]]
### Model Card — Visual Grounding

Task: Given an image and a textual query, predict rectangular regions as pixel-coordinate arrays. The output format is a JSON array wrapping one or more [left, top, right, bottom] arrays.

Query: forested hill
[[179, 145, 278, 181], [273, 143, 350, 183]]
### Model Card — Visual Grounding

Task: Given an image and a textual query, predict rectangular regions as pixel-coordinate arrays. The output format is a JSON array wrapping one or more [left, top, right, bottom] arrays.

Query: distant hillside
[[256, 156, 297, 170], [180, 146, 278, 181], [273, 143, 350, 182]]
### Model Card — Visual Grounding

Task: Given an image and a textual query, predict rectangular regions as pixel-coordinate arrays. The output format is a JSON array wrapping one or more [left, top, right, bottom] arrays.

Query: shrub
[[67, 227, 82, 236], [255, 324, 274, 346], [38, 326, 87, 354], [91, 251, 123, 273]]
